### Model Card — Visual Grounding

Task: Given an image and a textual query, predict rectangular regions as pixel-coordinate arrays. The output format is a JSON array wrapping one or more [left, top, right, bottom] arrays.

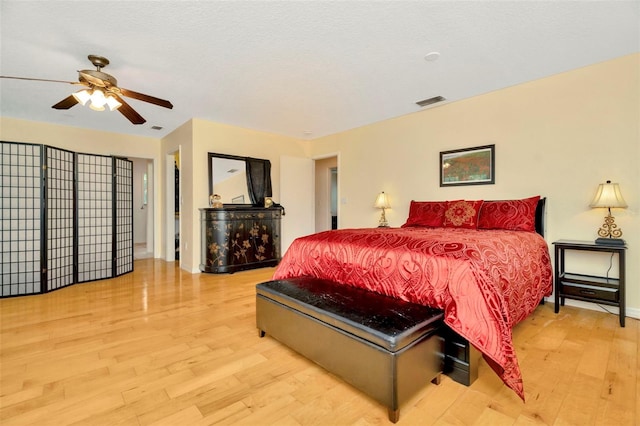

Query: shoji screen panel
[[76, 153, 113, 283], [1, 143, 135, 298], [0, 142, 43, 296], [45, 147, 75, 291], [115, 158, 133, 276]]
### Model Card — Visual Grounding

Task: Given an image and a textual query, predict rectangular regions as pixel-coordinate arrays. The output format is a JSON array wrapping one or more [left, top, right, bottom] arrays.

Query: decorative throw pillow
[[442, 200, 483, 229], [401, 200, 449, 228], [478, 195, 540, 232]]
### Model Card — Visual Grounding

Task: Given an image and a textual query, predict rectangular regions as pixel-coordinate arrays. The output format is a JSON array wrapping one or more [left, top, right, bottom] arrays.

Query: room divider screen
[[76, 152, 115, 283], [0, 142, 43, 296], [115, 157, 134, 276], [45, 146, 75, 291], [0, 141, 133, 297]]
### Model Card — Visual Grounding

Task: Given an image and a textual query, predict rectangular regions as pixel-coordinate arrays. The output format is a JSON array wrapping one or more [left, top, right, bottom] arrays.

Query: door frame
[[313, 152, 340, 231], [165, 150, 180, 263]]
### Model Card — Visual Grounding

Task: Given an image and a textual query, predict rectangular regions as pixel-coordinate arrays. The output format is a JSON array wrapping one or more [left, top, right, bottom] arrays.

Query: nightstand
[[553, 240, 627, 327]]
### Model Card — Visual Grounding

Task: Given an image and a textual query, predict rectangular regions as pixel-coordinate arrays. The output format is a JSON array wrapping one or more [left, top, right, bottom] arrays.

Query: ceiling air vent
[[416, 96, 446, 107], [150, 125, 163, 130]]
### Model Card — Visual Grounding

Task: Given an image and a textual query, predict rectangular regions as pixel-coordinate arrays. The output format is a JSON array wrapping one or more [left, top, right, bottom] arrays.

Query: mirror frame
[[208, 152, 272, 208]]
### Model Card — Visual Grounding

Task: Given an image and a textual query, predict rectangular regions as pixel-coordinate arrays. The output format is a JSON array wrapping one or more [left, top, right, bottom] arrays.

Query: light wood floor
[[1, 259, 637, 425]]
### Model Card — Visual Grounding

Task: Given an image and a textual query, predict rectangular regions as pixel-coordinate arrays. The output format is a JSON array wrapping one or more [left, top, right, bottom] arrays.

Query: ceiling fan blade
[[112, 94, 146, 125], [1, 75, 79, 85], [119, 88, 173, 109], [52, 95, 79, 110]]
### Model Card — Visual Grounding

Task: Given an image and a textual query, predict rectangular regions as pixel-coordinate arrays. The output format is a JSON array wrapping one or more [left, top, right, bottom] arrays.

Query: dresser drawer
[[561, 282, 619, 302]]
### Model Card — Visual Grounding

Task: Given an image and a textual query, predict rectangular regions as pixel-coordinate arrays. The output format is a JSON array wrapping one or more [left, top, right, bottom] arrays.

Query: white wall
[[308, 54, 640, 318]]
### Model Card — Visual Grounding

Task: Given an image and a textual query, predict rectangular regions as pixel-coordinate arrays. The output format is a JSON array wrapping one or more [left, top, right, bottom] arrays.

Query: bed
[[267, 196, 552, 400]]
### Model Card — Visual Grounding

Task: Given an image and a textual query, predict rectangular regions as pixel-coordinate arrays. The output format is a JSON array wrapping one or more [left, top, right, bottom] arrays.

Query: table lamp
[[374, 192, 391, 227], [589, 180, 627, 245]]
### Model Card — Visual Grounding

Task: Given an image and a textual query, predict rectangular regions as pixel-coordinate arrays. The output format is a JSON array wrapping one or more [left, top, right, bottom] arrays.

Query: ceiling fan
[[1, 54, 173, 125]]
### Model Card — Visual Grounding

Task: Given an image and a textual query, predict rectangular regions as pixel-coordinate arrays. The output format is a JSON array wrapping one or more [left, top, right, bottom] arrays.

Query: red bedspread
[[273, 227, 553, 399]]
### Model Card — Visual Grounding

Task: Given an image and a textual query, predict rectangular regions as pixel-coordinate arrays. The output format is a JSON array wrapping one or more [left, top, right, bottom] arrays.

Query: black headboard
[[535, 197, 546, 237]]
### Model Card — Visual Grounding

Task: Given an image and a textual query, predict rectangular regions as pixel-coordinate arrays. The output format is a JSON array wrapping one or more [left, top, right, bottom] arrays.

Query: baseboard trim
[[546, 297, 640, 320]]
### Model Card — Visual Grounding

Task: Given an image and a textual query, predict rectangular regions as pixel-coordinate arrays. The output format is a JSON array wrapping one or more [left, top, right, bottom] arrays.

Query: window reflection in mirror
[[209, 155, 251, 204]]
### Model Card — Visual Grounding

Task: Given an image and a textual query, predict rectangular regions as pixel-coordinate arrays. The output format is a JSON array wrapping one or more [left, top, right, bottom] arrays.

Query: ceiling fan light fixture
[[89, 89, 107, 110], [105, 95, 122, 111], [72, 89, 91, 106], [5, 55, 172, 124]]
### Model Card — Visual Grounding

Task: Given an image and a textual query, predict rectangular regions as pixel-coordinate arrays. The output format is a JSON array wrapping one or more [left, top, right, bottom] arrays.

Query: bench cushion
[[256, 277, 443, 352]]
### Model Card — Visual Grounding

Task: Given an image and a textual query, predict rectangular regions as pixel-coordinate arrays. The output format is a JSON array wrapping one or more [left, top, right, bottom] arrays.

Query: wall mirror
[[208, 152, 272, 207]]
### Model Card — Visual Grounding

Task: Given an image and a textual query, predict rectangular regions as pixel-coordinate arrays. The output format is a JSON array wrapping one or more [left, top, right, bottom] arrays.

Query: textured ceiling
[[1, 1, 638, 140]]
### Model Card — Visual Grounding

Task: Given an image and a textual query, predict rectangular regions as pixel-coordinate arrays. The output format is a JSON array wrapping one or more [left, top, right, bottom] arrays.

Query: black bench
[[256, 277, 444, 423]]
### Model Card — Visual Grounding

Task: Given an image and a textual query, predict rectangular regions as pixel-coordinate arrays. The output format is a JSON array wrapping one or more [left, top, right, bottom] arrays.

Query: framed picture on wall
[[440, 144, 495, 187]]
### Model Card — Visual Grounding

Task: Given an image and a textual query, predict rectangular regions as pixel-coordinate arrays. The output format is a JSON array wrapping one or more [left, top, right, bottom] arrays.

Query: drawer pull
[[579, 289, 597, 295]]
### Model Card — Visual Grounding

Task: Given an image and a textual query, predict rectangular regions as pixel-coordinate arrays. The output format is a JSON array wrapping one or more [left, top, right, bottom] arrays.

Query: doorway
[[165, 150, 180, 262], [330, 167, 337, 229], [314, 156, 338, 233], [131, 158, 154, 259]]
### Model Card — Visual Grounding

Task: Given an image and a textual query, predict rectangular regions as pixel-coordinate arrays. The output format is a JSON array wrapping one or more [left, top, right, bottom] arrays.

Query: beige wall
[[309, 53, 640, 317], [0, 117, 161, 157], [214, 172, 249, 204], [162, 120, 193, 264], [0, 116, 165, 256], [0, 115, 310, 274], [2, 54, 638, 317], [175, 118, 309, 273]]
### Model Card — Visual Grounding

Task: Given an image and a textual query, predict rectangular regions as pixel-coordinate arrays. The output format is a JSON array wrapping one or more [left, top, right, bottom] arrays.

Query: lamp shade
[[72, 89, 92, 106], [89, 89, 107, 111], [374, 192, 391, 209], [105, 95, 122, 111], [590, 181, 627, 209]]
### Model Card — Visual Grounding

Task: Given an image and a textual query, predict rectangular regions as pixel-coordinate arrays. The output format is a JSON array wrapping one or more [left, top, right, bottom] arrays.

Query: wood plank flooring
[[1, 259, 637, 425]]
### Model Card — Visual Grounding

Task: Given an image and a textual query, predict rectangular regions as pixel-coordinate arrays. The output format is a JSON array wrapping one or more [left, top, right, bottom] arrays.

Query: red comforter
[[273, 227, 553, 399]]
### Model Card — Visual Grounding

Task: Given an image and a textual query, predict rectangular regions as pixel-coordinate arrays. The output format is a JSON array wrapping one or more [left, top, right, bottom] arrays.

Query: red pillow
[[478, 196, 540, 232], [401, 200, 449, 228], [442, 200, 483, 229]]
